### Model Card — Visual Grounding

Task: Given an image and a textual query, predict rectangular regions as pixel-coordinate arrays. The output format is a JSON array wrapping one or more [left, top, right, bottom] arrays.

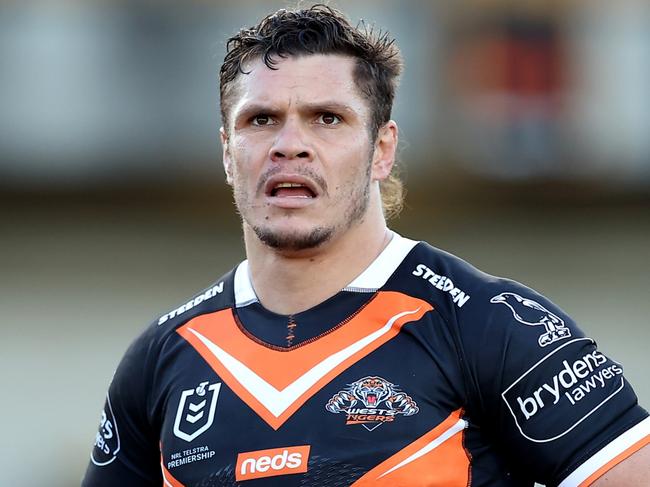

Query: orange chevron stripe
[[177, 291, 432, 430], [351, 409, 470, 486], [160, 454, 186, 487]]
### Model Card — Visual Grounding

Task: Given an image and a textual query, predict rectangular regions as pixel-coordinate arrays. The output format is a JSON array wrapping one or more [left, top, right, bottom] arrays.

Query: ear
[[220, 127, 233, 185], [371, 121, 398, 182]]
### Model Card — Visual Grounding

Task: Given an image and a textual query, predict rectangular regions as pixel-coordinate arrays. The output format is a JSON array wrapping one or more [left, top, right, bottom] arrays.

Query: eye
[[316, 113, 342, 125], [251, 114, 274, 126]]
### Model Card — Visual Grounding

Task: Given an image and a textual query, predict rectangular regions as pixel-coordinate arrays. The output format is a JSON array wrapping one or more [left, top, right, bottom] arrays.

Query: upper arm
[[459, 280, 649, 485], [81, 331, 162, 486], [555, 419, 650, 486], [574, 440, 650, 486]]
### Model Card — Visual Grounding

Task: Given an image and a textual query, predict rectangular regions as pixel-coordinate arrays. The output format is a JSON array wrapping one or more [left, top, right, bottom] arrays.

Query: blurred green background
[[0, 1, 648, 485]]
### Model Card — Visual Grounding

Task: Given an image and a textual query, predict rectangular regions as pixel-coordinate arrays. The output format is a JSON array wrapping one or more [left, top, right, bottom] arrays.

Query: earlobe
[[371, 121, 398, 181]]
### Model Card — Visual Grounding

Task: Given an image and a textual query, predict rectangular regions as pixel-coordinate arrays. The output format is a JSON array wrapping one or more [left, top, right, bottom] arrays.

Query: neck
[[243, 206, 391, 315]]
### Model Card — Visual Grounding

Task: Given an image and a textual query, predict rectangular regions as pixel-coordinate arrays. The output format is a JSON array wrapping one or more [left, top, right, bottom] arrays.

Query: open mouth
[[269, 182, 316, 199], [366, 394, 377, 406]]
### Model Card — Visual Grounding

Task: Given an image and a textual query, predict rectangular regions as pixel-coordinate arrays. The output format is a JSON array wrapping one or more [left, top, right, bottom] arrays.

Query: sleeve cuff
[[558, 416, 650, 487]]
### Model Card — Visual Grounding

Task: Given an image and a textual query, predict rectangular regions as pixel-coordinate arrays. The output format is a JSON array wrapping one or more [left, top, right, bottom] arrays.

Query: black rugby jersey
[[82, 233, 649, 486]]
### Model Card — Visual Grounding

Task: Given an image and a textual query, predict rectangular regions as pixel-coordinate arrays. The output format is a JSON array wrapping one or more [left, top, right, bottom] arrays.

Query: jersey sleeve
[[459, 280, 649, 486], [81, 326, 162, 487]]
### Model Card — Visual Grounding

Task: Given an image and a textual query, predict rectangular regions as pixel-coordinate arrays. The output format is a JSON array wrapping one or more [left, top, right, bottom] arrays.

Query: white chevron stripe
[[378, 418, 468, 479], [188, 308, 422, 418]]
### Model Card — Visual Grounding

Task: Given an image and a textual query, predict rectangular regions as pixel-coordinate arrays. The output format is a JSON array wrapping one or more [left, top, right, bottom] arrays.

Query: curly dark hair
[[219, 4, 405, 219]]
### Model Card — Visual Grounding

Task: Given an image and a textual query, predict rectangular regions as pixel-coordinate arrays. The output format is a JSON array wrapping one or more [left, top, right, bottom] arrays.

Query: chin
[[252, 225, 334, 251]]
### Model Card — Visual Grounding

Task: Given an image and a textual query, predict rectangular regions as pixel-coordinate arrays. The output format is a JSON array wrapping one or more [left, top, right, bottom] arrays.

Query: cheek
[[332, 160, 371, 200], [340, 140, 370, 169], [232, 136, 270, 170], [229, 144, 255, 181]]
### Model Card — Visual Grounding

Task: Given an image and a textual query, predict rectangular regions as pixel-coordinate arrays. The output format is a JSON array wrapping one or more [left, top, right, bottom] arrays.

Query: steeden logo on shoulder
[[158, 282, 224, 325], [235, 445, 310, 481], [412, 264, 470, 308]]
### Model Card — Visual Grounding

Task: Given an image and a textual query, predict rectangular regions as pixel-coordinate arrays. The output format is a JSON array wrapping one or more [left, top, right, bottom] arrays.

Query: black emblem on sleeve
[[91, 394, 121, 466], [491, 292, 571, 347]]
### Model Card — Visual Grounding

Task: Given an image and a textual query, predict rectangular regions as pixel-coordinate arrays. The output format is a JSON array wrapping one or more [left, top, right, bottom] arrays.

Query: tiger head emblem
[[326, 376, 419, 417], [351, 376, 392, 407]]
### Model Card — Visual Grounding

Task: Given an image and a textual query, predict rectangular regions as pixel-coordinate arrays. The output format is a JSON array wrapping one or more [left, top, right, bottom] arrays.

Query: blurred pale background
[[0, 1, 648, 486]]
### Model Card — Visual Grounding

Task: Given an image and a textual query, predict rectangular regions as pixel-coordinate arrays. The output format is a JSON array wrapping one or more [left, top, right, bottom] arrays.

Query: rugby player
[[82, 5, 649, 486]]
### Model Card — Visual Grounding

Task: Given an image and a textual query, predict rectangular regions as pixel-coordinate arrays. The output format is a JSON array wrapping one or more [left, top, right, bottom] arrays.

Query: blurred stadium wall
[[0, 1, 648, 485]]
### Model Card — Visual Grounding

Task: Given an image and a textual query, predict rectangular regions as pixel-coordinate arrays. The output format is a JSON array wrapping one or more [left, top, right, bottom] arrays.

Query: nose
[[269, 118, 313, 163]]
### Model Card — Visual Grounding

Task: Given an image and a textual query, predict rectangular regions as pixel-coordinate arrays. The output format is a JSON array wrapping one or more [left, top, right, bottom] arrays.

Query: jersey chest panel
[[85, 239, 650, 487], [157, 293, 470, 486]]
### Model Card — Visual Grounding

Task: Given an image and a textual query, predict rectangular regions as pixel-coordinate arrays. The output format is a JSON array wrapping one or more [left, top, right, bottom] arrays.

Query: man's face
[[222, 54, 388, 252]]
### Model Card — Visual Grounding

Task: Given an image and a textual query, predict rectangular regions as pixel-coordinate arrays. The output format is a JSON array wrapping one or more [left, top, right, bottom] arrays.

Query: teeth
[[274, 182, 304, 189]]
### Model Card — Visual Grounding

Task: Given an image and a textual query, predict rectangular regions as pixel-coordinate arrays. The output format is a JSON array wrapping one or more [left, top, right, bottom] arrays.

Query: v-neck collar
[[233, 231, 419, 308]]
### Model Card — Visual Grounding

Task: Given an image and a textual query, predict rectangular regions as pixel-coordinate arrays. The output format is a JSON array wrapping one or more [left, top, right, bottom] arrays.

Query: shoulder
[[134, 266, 240, 352], [389, 239, 530, 319], [388, 238, 581, 358], [156, 271, 236, 327]]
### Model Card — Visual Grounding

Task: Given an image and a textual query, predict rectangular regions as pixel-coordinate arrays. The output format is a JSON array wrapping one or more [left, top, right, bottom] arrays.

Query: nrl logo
[[326, 376, 419, 432], [490, 292, 571, 347], [173, 381, 221, 442]]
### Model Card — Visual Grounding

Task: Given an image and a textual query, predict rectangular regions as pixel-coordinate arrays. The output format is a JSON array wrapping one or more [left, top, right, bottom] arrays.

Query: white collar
[[233, 231, 418, 307]]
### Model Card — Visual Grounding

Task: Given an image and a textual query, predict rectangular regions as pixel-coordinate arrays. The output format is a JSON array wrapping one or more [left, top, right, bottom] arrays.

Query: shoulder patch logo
[[491, 292, 571, 347], [173, 381, 221, 442], [326, 376, 419, 431], [501, 338, 624, 443]]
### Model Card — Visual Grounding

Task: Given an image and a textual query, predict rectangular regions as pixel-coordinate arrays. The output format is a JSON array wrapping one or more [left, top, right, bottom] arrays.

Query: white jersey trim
[[344, 231, 418, 292], [558, 416, 650, 487], [234, 260, 257, 308], [233, 231, 419, 306]]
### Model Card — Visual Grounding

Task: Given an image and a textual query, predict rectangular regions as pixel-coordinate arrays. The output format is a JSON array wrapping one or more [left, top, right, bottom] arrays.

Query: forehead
[[228, 54, 369, 118]]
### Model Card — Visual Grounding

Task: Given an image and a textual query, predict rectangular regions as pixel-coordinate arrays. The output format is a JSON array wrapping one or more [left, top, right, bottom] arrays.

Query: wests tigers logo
[[326, 376, 419, 431]]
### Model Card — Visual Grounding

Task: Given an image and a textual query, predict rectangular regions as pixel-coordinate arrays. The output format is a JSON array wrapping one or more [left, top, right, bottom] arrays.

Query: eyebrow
[[234, 104, 282, 123], [299, 101, 358, 116], [234, 101, 360, 123]]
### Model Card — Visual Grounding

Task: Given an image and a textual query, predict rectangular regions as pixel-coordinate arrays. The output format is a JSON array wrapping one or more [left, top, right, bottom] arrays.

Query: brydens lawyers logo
[[502, 338, 624, 443], [236, 445, 310, 481], [491, 292, 571, 347], [173, 380, 221, 442], [326, 376, 419, 431]]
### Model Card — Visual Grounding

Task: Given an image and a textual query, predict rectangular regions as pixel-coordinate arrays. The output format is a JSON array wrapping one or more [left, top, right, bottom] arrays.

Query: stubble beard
[[236, 155, 373, 253], [253, 225, 334, 252]]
